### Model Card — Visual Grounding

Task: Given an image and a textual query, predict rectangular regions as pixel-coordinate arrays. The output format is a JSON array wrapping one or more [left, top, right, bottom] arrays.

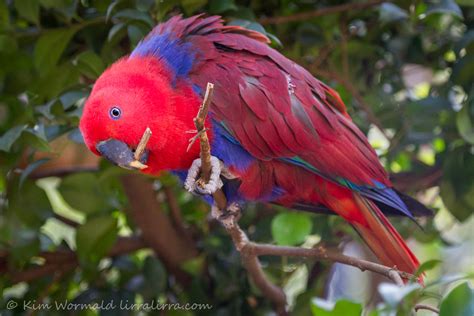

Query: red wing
[[184, 18, 389, 188]]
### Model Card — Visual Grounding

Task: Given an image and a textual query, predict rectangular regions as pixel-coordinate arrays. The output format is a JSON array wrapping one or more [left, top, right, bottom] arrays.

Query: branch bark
[[8, 236, 145, 284], [121, 174, 199, 284], [259, 0, 388, 25]]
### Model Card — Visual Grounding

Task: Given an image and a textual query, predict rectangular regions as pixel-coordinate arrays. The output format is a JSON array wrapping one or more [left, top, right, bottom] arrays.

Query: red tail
[[351, 194, 420, 280]]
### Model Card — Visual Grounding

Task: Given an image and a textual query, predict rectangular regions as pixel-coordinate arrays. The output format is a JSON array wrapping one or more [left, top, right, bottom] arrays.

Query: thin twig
[[251, 244, 413, 282], [129, 127, 152, 170], [259, 0, 388, 25], [53, 214, 80, 228], [134, 127, 152, 161], [414, 304, 440, 314], [164, 186, 194, 243], [191, 83, 227, 210]]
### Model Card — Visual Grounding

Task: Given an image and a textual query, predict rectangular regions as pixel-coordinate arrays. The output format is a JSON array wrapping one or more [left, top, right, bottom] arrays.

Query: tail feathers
[[352, 194, 420, 282]]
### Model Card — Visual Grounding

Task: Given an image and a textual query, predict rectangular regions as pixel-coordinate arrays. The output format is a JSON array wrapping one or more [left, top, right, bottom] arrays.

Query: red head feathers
[[79, 55, 202, 174]]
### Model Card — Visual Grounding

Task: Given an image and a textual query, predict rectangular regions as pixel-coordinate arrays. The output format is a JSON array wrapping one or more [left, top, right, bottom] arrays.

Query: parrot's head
[[79, 56, 201, 174]]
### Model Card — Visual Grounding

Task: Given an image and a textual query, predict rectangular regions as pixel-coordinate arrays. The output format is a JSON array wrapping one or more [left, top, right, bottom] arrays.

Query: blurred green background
[[0, 0, 473, 315]]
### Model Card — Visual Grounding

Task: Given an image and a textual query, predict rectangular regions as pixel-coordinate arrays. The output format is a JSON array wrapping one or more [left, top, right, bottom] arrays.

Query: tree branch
[[259, 0, 388, 25], [121, 174, 199, 284], [164, 186, 195, 243], [8, 236, 145, 284]]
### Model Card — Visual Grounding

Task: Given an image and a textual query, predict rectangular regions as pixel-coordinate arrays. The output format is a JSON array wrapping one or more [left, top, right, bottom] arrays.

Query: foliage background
[[0, 0, 473, 315]]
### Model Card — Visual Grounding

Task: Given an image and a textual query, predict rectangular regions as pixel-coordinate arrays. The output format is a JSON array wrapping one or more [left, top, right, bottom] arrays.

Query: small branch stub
[[130, 127, 152, 170], [134, 127, 152, 161]]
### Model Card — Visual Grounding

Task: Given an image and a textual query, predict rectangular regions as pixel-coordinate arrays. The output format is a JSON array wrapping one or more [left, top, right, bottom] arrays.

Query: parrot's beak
[[96, 139, 149, 170]]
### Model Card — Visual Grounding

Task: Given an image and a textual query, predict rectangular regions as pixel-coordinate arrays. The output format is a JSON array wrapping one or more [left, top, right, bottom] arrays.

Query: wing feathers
[[182, 16, 391, 189]]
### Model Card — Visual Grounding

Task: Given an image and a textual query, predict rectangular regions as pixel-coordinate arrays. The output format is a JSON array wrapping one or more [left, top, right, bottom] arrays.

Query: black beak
[[96, 139, 149, 170]]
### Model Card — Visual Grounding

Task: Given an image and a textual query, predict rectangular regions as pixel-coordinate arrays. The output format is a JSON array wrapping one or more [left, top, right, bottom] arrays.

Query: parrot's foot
[[184, 156, 223, 195]]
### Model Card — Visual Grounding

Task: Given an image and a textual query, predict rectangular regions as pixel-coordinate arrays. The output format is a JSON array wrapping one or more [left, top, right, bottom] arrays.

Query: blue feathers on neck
[[131, 32, 195, 80]]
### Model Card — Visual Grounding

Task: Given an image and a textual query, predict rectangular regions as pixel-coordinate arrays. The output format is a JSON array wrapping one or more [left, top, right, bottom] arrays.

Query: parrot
[[79, 15, 431, 278]]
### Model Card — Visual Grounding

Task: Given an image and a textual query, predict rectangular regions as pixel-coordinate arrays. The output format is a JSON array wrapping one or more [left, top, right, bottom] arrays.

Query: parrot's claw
[[184, 156, 224, 195]]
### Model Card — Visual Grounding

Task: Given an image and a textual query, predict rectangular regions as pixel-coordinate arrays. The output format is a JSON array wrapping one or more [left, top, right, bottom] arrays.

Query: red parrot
[[79, 15, 430, 277]]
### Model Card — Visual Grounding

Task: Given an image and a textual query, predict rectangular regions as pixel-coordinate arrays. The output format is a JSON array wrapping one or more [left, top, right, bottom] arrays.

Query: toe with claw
[[184, 156, 223, 195]]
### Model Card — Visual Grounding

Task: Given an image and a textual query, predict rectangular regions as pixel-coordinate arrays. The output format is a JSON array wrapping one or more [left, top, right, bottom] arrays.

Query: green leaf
[[14, 0, 40, 24], [271, 212, 312, 246], [136, 0, 155, 11], [181, 255, 205, 276], [454, 30, 474, 56], [284, 265, 308, 308], [440, 148, 474, 222], [452, 56, 474, 90], [36, 99, 61, 120], [142, 256, 167, 294], [180, 0, 207, 15], [379, 3, 409, 23], [33, 63, 80, 99], [107, 22, 126, 42], [457, 103, 474, 144], [58, 173, 112, 215], [209, 0, 237, 14], [19, 158, 50, 188], [311, 298, 362, 316], [0, 1, 9, 27], [73, 51, 105, 79], [9, 180, 53, 228], [456, 0, 474, 6], [113, 9, 153, 27], [59, 90, 88, 110], [426, 0, 463, 18], [39, 0, 71, 9], [10, 228, 41, 265], [106, 0, 121, 22], [440, 282, 474, 316], [34, 28, 78, 72], [76, 215, 118, 263], [0, 125, 27, 152], [378, 283, 422, 307], [415, 259, 442, 277], [20, 130, 51, 151], [127, 24, 145, 47]]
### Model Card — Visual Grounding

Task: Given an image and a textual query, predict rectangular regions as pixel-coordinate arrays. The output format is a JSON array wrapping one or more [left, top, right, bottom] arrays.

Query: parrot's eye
[[109, 106, 122, 120]]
